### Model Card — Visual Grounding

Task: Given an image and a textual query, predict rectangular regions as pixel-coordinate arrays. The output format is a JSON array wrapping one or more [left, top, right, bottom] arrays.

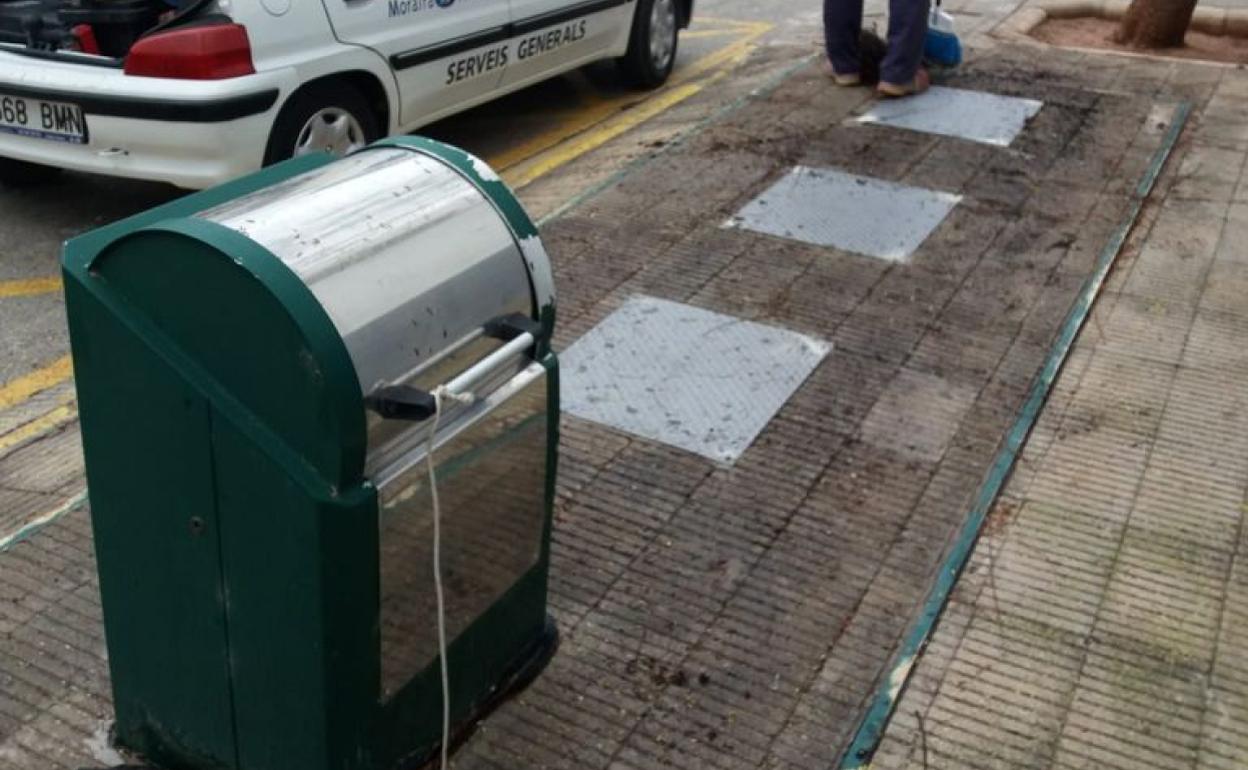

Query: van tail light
[[123, 23, 255, 80]]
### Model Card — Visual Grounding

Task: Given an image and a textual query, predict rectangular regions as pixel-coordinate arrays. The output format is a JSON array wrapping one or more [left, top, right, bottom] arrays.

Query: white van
[[0, 0, 690, 189]]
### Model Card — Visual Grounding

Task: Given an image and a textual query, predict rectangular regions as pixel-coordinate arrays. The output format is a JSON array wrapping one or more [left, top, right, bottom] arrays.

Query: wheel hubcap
[[294, 107, 367, 158], [649, 0, 677, 72]]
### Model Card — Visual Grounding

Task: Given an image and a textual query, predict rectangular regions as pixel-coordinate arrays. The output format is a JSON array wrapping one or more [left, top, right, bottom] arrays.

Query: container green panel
[[64, 278, 238, 770], [211, 416, 378, 770], [65, 214, 369, 769], [86, 221, 367, 489]]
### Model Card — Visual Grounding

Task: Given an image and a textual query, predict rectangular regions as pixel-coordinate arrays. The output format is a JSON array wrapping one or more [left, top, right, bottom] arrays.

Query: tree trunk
[[1116, 0, 1199, 49]]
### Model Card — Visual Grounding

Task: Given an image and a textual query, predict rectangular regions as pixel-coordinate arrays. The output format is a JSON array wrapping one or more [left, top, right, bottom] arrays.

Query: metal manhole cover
[[856, 85, 1043, 147], [561, 296, 831, 464], [726, 166, 961, 262]]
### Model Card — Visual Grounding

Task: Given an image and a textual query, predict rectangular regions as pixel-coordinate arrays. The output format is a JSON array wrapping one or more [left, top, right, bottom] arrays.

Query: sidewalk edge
[[835, 101, 1193, 770]]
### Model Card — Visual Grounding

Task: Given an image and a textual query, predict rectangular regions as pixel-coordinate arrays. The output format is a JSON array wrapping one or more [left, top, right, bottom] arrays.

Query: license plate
[[0, 93, 87, 144]]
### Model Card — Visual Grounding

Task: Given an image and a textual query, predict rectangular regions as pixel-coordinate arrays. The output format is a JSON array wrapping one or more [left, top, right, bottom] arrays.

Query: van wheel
[[264, 82, 380, 166], [0, 158, 62, 188], [618, 0, 679, 88]]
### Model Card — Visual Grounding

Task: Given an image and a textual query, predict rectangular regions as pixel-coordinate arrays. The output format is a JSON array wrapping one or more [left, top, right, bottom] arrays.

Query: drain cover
[[726, 166, 961, 262], [856, 86, 1043, 147], [561, 296, 831, 463]]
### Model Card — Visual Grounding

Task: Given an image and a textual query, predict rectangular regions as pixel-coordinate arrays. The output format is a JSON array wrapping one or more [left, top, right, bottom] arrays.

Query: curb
[[834, 100, 1193, 770], [995, 0, 1248, 48]]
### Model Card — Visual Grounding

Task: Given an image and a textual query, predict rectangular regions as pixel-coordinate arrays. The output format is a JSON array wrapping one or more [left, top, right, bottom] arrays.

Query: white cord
[[427, 385, 474, 769]]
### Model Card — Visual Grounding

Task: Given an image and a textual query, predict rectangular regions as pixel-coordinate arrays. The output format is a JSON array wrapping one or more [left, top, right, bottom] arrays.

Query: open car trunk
[[0, 0, 204, 59]]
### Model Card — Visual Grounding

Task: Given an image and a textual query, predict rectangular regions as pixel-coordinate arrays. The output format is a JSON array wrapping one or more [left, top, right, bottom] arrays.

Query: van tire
[[0, 158, 62, 188], [263, 82, 381, 166], [618, 0, 679, 88]]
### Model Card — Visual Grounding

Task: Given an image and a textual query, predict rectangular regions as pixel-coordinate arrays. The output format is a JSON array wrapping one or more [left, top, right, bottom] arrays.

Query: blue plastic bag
[[924, 4, 962, 68]]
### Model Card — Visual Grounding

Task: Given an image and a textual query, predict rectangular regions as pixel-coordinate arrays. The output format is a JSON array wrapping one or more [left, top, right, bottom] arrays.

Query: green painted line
[[837, 101, 1192, 770], [0, 489, 89, 553], [537, 52, 821, 227]]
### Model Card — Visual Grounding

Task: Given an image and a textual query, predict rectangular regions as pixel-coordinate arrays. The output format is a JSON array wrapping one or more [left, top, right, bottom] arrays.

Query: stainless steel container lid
[[197, 146, 536, 395]]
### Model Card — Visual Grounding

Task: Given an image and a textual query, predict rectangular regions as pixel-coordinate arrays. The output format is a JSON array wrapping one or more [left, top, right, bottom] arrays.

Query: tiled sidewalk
[[869, 70, 1248, 770], [1, 6, 1247, 770], [0, 45, 1182, 770]]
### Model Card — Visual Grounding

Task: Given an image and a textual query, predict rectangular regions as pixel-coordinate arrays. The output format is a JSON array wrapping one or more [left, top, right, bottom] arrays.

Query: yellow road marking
[[681, 29, 751, 39], [0, 276, 62, 299], [489, 29, 767, 173], [680, 19, 772, 39], [504, 76, 714, 189], [691, 15, 772, 30], [494, 23, 770, 188], [0, 402, 76, 455], [0, 355, 73, 410]]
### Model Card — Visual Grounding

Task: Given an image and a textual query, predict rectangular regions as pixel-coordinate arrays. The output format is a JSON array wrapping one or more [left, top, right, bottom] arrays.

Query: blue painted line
[[837, 101, 1192, 770]]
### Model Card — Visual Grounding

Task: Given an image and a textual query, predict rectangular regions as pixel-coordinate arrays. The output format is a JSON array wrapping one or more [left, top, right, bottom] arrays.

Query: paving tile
[[1199, 260, 1248, 318], [0, 488, 58, 545], [1194, 115, 1248, 149], [1199, 687, 1248, 770], [1215, 205, 1248, 263], [1090, 292, 1194, 366], [858, 368, 978, 463], [0, 428, 82, 496], [0, 383, 75, 443], [1171, 143, 1247, 202], [795, 126, 941, 189], [1130, 434, 1248, 554], [981, 501, 1120, 637], [902, 138, 995, 195], [1059, 348, 1173, 439], [1156, 365, 1248, 457], [1098, 531, 1228, 668], [1120, 240, 1213, 309], [1055, 642, 1206, 770], [1027, 420, 1150, 524], [1182, 309, 1248, 373], [1145, 197, 1226, 263]]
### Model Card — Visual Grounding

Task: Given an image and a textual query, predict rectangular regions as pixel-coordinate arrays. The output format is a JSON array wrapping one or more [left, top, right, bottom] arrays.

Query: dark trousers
[[824, 0, 930, 84]]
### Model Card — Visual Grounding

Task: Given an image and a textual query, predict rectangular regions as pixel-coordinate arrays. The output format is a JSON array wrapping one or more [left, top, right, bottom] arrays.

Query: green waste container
[[62, 138, 560, 770]]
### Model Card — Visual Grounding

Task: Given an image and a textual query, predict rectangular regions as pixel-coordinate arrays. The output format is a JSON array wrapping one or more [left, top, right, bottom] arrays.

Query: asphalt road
[[0, 0, 823, 390]]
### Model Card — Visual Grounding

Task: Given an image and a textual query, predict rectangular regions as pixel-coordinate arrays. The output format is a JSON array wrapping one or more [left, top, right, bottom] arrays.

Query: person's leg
[[824, 0, 865, 78], [879, 0, 930, 87]]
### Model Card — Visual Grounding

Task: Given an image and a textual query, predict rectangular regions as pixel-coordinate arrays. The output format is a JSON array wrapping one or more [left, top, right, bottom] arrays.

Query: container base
[[397, 615, 561, 770]]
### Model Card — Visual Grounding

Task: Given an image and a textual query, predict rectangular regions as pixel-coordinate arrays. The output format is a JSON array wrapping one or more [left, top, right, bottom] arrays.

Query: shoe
[[878, 67, 931, 97], [823, 60, 862, 86]]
